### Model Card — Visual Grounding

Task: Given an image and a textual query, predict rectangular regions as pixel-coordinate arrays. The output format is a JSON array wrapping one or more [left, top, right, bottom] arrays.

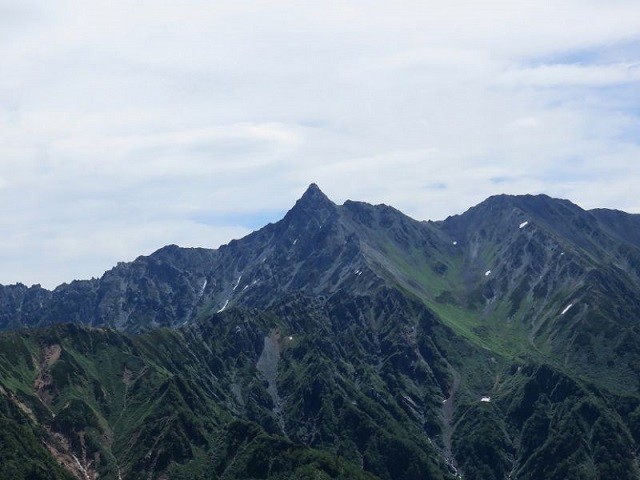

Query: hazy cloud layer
[[2, 1, 640, 287]]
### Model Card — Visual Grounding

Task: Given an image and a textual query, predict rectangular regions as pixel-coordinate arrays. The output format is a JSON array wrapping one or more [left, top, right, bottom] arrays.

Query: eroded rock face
[[33, 343, 61, 405]]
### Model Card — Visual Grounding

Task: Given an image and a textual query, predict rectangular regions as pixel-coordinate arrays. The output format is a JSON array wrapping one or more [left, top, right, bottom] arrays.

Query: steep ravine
[[256, 331, 286, 435]]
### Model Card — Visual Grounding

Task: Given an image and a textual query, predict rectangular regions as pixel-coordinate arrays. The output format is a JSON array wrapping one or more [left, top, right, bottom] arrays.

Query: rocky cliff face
[[1, 185, 640, 479]]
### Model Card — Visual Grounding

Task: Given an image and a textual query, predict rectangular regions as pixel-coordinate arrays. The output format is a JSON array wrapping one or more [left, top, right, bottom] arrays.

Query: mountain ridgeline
[[1, 185, 640, 480]]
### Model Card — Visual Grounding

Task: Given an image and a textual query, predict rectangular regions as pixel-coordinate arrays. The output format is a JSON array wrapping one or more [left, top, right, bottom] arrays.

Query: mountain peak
[[292, 183, 335, 209], [299, 183, 330, 203], [282, 183, 337, 226]]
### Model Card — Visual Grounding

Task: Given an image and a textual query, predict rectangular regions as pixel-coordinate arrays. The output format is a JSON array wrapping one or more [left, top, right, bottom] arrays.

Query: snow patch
[[519, 221, 529, 229], [355, 269, 362, 276], [561, 303, 574, 315], [217, 300, 229, 313], [452, 241, 457, 245], [485, 270, 491, 276], [233, 275, 242, 291], [198, 278, 207, 299], [242, 284, 249, 291], [195, 279, 208, 303], [481, 396, 491, 402], [292, 238, 298, 245], [288, 336, 293, 341]]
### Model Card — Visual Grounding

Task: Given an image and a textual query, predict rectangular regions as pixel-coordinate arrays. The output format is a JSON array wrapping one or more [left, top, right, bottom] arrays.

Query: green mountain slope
[[2, 288, 640, 479], [0, 290, 460, 479]]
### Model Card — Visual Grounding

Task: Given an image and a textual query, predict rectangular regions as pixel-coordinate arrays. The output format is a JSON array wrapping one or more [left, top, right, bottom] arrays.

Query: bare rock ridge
[[1, 185, 640, 354]]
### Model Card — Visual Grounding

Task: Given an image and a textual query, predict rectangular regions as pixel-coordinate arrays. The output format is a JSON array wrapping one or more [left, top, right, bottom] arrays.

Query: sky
[[1, 0, 640, 288]]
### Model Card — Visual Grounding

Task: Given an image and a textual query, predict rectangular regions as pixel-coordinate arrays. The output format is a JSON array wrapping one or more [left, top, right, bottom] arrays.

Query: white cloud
[[1, 0, 640, 287], [498, 63, 640, 87]]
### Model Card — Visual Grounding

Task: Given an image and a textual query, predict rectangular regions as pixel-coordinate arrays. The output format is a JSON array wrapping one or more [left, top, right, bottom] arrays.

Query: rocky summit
[[1, 185, 640, 480]]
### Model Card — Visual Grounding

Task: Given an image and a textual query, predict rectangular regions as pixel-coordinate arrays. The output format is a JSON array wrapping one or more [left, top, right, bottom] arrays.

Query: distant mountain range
[[1, 184, 640, 479]]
